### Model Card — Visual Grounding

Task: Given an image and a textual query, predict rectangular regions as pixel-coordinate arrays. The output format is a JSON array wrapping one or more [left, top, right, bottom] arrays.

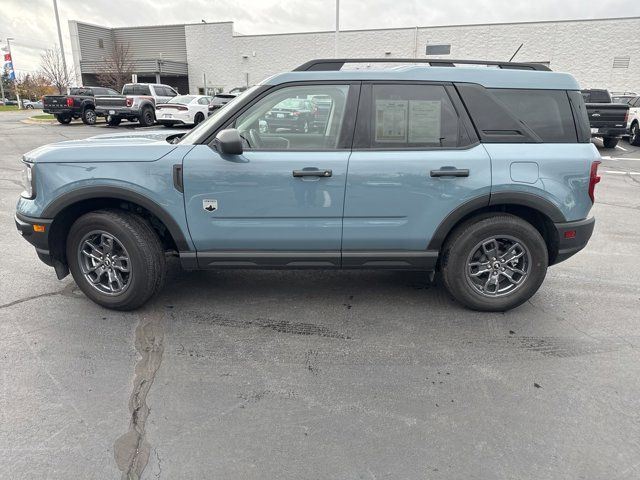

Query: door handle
[[293, 169, 332, 178], [430, 167, 469, 178]]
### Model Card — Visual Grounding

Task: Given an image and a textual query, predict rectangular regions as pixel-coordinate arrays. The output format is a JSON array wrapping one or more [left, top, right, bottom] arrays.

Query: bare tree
[[96, 43, 135, 91], [39, 48, 74, 94]]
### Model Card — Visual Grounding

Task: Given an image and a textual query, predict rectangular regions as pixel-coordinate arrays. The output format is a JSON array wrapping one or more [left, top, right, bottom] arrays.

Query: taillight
[[126, 97, 133, 107], [624, 109, 629, 124], [177, 106, 188, 111], [291, 111, 300, 116], [588, 160, 601, 203], [65, 97, 73, 107], [40, 96, 45, 103]]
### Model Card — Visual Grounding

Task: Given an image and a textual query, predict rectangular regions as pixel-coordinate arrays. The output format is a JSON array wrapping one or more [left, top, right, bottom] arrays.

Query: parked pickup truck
[[94, 83, 179, 127], [581, 89, 629, 148], [43, 86, 120, 125]]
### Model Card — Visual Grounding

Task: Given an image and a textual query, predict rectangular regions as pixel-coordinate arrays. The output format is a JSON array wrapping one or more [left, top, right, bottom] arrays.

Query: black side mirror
[[214, 128, 243, 155]]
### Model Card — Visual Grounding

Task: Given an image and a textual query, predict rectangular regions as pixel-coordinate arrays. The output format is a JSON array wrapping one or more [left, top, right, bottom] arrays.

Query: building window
[[426, 44, 451, 55], [98, 38, 104, 49], [613, 56, 630, 69]]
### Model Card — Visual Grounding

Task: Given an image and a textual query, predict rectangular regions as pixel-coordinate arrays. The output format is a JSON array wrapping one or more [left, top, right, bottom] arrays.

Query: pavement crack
[[0, 283, 76, 309], [114, 312, 165, 480]]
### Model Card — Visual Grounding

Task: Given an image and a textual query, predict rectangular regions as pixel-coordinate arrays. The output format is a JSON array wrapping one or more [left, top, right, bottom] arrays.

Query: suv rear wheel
[[66, 210, 166, 310], [441, 214, 548, 311]]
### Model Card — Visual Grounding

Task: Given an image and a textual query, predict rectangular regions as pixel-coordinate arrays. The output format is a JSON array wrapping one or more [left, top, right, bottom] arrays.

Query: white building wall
[[185, 17, 640, 94]]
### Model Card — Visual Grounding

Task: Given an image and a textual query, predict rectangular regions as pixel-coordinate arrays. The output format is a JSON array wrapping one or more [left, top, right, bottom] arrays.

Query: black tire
[[26, 104, 33, 109], [193, 112, 205, 126], [81, 107, 97, 125], [107, 116, 121, 126], [441, 214, 548, 312], [602, 137, 619, 148], [138, 106, 155, 127], [55, 114, 72, 124], [66, 209, 166, 310], [629, 123, 640, 146]]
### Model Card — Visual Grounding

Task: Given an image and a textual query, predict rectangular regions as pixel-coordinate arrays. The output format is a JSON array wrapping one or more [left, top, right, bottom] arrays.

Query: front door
[[342, 82, 492, 268], [182, 83, 358, 268]]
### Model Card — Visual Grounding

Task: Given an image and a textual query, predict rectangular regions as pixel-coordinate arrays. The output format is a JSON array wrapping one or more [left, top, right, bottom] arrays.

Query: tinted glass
[[490, 89, 577, 143], [581, 90, 610, 103], [370, 84, 461, 148], [233, 84, 350, 150]]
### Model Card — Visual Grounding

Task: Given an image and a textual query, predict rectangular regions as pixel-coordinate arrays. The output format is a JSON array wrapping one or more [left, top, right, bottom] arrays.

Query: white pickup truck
[[94, 83, 179, 127]]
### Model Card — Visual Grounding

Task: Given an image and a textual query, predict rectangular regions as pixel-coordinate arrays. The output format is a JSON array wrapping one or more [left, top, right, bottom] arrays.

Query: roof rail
[[293, 58, 552, 72]]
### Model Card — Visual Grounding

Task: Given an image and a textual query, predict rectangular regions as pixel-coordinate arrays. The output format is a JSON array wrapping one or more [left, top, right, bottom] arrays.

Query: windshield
[[178, 86, 260, 145], [169, 95, 196, 104]]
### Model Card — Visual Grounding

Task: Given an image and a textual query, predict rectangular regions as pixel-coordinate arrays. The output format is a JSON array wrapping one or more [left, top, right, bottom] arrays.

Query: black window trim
[[352, 80, 480, 152], [202, 80, 362, 152]]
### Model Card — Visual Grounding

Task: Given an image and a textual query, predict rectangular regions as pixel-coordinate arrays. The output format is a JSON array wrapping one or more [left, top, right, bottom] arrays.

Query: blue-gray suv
[[15, 58, 601, 311]]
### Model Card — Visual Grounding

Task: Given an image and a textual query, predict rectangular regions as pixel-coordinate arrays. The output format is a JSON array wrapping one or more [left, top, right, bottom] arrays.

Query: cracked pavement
[[1, 111, 640, 479]]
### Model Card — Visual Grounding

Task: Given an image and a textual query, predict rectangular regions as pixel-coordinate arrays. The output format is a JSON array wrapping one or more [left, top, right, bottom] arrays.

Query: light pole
[[335, 0, 340, 57], [52, 0, 67, 74]]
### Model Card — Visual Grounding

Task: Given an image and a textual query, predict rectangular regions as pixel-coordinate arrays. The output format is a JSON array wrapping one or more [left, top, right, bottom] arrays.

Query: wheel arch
[[428, 193, 565, 265], [43, 187, 190, 267]]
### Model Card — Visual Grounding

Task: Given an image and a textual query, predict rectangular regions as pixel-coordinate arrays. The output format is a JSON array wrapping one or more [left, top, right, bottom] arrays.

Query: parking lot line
[[615, 145, 628, 151], [601, 170, 640, 175], [600, 156, 640, 161]]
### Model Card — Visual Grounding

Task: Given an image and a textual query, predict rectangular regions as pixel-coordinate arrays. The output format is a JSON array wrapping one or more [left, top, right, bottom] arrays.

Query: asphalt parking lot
[[1, 109, 640, 479]]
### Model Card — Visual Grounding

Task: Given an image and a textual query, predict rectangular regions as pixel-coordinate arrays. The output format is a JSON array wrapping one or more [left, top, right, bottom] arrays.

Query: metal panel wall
[[112, 25, 187, 62]]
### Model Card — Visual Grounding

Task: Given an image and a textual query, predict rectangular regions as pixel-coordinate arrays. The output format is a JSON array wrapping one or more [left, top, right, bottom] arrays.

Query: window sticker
[[375, 100, 408, 142], [408, 100, 441, 143]]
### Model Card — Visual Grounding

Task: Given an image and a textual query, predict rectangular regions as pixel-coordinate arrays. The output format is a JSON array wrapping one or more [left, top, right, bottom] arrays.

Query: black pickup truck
[[43, 86, 120, 125], [581, 89, 629, 148]]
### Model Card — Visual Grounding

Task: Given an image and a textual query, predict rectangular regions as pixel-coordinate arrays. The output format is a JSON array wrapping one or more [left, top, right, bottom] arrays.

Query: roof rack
[[293, 58, 552, 72]]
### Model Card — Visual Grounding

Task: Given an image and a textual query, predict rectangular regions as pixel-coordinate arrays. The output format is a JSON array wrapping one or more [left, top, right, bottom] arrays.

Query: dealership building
[[69, 16, 640, 95]]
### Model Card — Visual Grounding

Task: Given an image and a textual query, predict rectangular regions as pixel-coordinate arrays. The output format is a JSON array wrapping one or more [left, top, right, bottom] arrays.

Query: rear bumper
[[95, 106, 140, 117], [15, 213, 53, 263], [591, 127, 626, 138], [43, 107, 72, 116], [551, 217, 595, 265]]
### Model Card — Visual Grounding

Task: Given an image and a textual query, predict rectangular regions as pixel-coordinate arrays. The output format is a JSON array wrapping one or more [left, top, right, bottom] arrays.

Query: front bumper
[[551, 217, 595, 265], [15, 213, 53, 264]]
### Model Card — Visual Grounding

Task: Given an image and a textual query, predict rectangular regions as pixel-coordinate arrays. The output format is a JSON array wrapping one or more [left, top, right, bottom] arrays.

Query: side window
[[136, 85, 151, 96], [122, 85, 134, 95], [233, 84, 350, 151], [197, 97, 209, 105], [489, 89, 577, 143], [369, 84, 464, 148], [162, 87, 177, 97]]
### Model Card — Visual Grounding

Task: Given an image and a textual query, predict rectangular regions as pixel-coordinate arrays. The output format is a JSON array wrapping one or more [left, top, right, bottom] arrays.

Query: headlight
[[21, 161, 35, 199]]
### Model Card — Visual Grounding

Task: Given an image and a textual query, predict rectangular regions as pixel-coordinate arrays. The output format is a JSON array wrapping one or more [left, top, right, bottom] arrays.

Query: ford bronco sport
[[15, 58, 600, 311]]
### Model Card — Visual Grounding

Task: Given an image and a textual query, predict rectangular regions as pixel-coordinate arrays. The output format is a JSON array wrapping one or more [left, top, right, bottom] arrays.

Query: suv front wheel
[[66, 210, 166, 310], [441, 214, 548, 311]]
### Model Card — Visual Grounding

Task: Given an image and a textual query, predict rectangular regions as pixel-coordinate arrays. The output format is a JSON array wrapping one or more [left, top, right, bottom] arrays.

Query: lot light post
[[52, 0, 68, 75], [335, 0, 340, 57]]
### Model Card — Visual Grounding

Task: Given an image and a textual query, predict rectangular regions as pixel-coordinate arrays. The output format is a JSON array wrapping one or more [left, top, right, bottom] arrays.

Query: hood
[[24, 129, 190, 164]]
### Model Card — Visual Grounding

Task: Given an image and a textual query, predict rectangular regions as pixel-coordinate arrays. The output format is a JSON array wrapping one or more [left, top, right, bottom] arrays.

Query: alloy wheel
[[77, 230, 131, 295], [465, 236, 531, 297]]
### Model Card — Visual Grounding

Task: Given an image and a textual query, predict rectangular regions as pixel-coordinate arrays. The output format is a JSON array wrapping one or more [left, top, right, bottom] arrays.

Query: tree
[[96, 43, 135, 91], [16, 73, 56, 100], [39, 48, 74, 94]]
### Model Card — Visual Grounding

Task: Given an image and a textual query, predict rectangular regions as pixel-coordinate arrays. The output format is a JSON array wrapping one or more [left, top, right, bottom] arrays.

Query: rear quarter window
[[489, 89, 577, 143]]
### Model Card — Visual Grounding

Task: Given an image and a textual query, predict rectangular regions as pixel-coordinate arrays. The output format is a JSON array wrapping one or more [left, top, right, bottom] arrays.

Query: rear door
[[182, 82, 359, 268], [342, 82, 491, 268]]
